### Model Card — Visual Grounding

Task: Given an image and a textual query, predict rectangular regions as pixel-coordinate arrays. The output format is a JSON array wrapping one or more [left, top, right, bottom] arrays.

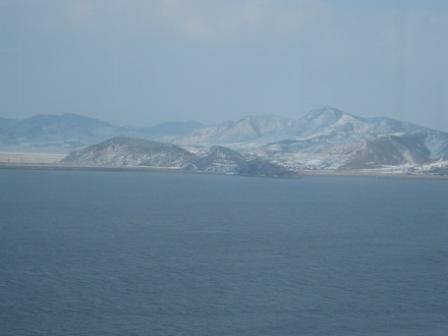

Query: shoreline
[[1, 162, 448, 180]]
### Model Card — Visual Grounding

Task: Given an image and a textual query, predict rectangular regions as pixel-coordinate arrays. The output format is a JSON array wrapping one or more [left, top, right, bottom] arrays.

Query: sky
[[1, 0, 448, 130]]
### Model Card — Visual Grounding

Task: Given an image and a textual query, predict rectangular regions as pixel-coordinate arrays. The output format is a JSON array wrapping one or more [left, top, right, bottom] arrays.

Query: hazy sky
[[1, 0, 448, 130]]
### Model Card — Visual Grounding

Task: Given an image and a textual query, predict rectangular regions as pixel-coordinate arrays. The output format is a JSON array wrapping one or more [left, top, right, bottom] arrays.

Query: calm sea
[[1, 169, 448, 335]]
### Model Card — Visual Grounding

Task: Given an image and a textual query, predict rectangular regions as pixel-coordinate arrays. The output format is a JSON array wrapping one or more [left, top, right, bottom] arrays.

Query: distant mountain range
[[0, 114, 204, 152], [2, 107, 448, 176]]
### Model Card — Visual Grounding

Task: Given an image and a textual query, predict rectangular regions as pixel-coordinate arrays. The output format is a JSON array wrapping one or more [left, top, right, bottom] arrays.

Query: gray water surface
[[1, 170, 448, 335]]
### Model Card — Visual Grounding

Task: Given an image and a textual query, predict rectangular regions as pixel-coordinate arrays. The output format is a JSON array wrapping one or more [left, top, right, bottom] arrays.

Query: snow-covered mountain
[[176, 115, 297, 147], [4, 107, 448, 175], [62, 137, 195, 168], [62, 137, 293, 177], [175, 106, 448, 172], [189, 146, 246, 174], [177, 107, 420, 148], [255, 107, 448, 170], [184, 145, 291, 177]]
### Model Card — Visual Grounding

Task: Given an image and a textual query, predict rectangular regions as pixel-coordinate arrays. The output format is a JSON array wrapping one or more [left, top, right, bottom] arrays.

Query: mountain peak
[[208, 145, 245, 161], [293, 106, 354, 137], [304, 106, 346, 121]]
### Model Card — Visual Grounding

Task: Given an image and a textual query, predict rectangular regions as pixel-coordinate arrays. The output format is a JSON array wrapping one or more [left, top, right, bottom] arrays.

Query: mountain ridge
[[3, 107, 448, 175], [63, 137, 293, 177], [0, 114, 205, 152]]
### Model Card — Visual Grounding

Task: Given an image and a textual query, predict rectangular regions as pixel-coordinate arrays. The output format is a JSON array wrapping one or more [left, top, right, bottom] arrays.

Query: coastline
[[1, 162, 448, 180]]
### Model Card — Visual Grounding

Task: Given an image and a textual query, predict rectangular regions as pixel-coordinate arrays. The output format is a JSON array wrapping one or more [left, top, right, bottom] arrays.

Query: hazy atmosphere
[[2, 3, 448, 336], [1, 0, 448, 130]]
